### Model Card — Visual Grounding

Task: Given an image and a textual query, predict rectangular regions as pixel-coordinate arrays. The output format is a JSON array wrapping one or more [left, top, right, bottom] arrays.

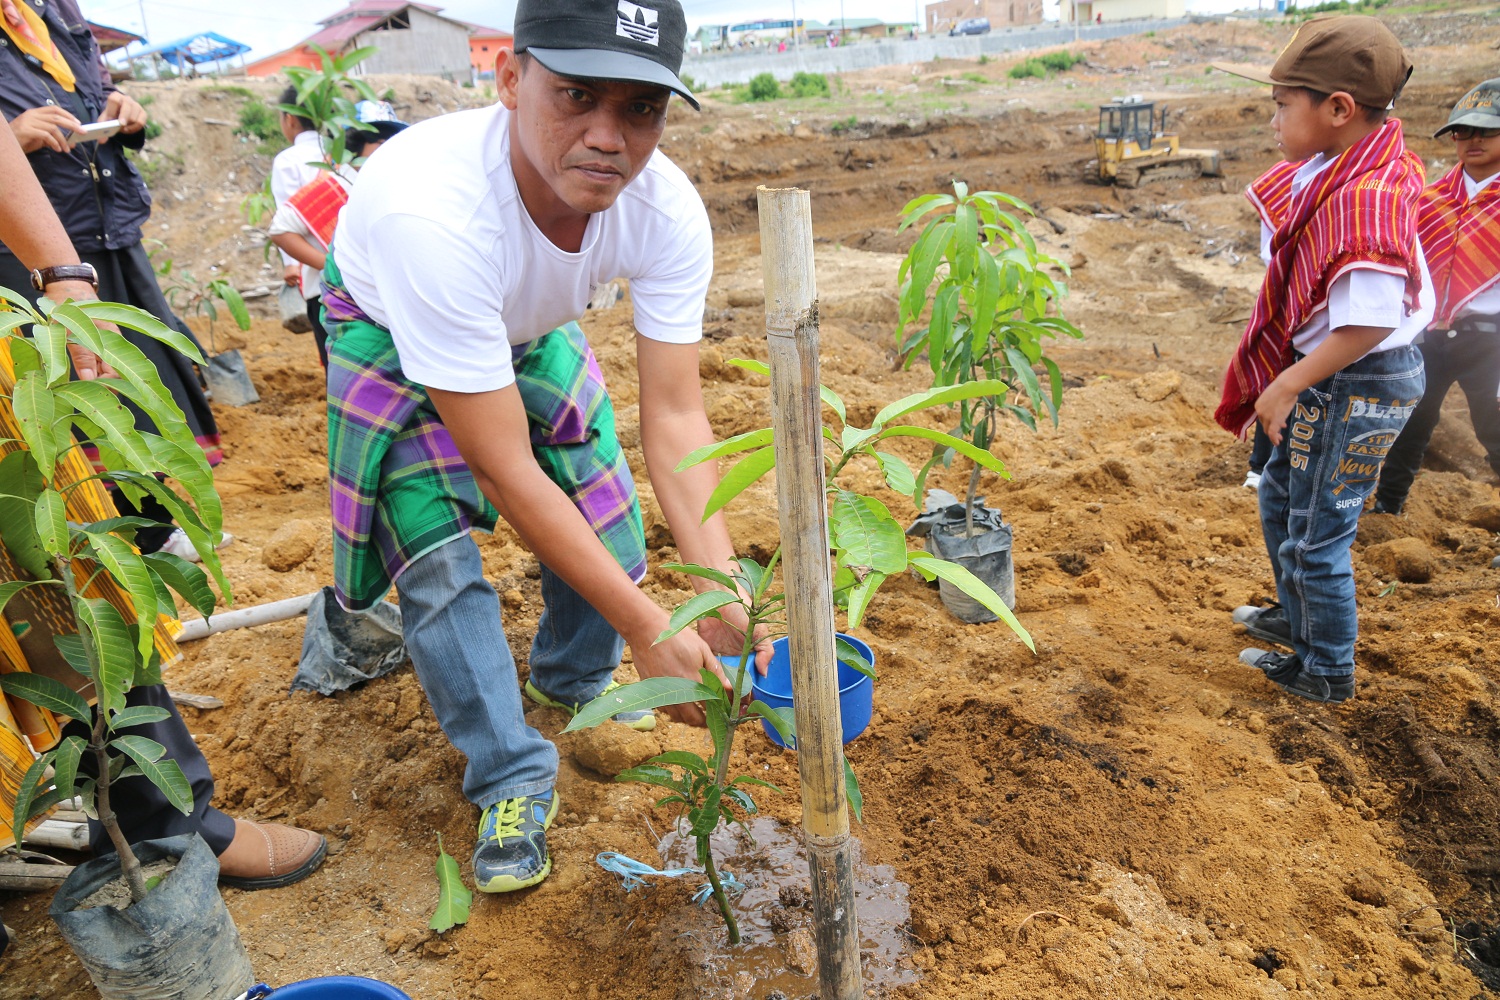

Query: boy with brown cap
[[1214, 16, 1432, 703], [1372, 78, 1500, 514]]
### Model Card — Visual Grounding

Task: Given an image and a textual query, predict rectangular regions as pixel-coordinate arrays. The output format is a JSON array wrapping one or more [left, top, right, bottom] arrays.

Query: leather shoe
[[218, 819, 327, 890]]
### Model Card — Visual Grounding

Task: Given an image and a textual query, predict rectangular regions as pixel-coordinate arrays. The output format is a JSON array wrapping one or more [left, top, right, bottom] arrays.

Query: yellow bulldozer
[[1095, 96, 1222, 187]]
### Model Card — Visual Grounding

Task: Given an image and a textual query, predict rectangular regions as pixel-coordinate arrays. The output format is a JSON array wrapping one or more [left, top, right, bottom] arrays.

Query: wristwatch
[[30, 263, 99, 293]]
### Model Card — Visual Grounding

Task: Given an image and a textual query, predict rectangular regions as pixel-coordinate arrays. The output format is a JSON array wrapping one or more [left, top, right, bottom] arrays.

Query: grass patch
[[1008, 50, 1086, 79], [789, 71, 829, 98], [1286, 0, 1389, 15], [830, 114, 859, 134], [125, 147, 184, 189], [747, 72, 780, 101]]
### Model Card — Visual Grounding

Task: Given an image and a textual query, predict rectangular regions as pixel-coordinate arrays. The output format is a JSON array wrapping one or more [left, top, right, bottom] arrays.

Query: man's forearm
[[0, 126, 80, 273]]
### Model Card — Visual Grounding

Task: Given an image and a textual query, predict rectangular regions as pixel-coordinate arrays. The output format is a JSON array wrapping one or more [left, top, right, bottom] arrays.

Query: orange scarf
[[0, 0, 75, 92], [1417, 164, 1500, 326], [1217, 120, 1425, 436]]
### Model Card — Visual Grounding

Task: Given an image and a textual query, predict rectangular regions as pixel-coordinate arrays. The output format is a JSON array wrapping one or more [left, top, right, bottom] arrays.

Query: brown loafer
[[218, 819, 327, 890]]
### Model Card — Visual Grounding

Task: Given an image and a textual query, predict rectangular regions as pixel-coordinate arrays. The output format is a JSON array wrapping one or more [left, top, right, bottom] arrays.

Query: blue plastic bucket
[[250, 978, 412, 999], [749, 634, 874, 748]]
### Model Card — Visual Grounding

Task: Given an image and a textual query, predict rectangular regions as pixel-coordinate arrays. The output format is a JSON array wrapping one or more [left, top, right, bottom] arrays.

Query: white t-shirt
[[333, 104, 712, 393], [270, 131, 328, 273], [267, 167, 355, 301], [1457, 170, 1500, 320], [1258, 153, 1433, 354]]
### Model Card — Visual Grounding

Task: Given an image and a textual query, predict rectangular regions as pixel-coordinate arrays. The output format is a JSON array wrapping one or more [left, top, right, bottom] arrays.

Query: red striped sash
[[1418, 165, 1500, 326], [286, 172, 351, 252], [1216, 119, 1425, 436]]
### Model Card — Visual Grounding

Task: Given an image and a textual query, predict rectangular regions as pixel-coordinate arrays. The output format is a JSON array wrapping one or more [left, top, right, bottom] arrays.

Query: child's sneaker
[[473, 791, 558, 893], [524, 679, 656, 731], [1231, 603, 1292, 647], [1240, 648, 1354, 704]]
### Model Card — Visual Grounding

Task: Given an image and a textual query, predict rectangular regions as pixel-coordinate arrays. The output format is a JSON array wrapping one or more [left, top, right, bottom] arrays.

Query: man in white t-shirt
[[321, 0, 761, 893]]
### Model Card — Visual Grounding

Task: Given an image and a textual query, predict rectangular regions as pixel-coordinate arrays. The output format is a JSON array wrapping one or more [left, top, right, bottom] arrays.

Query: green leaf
[[648, 750, 710, 775], [0, 450, 50, 579], [429, 833, 472, 933], [836, 636, 877, 679], [616, 764, 688, 792], [10, 372, 58, 477], [674, 427, 773, 472], [52, 380, 157, 472], [11, 752, 54, 848], [729, 774, 783, 793], [877, 426, 1009, 477], [562, 677, 706, 733], [704, 698, 729, 764], [29, 316, 70, 384], [112, 735, 193, 814], [843, 571, 886, 630], [845, 758, 864, 823], [659, 563, 737, 591], [74, 302, 205, 363], [30, 488, 67, 557], [7, 335, 43, 382], [77, 597, 136, 716], [0, 672, 91, 723], [84, 531, 159, 663], [831, 492, 908, 576], [819, 383, 848, 426], [689, 784, 723, 837], [874, 451, 916, 497], [656, 590, 741, 642], [0, 579, 58, 618], [50, 735, 86, 804], [142, 552, 216, 619], [52, 633, 90, 676], [107, 472, 231, 601], [908, 551, 1034, 650], [109, 706, 172, 730], [870, 380, 1010, 430], [751, 701, 796, 745], [702, 446, 776, 521]]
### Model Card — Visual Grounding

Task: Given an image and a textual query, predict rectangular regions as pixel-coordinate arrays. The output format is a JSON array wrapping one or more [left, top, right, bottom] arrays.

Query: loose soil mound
[[4, 9, 1499, 998]]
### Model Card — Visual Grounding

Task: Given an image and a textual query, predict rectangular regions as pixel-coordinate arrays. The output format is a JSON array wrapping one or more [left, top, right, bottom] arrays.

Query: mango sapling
[[895, 182, 1082, 536], [567, 372, 1034, 944], [0, 292, 231, 903]]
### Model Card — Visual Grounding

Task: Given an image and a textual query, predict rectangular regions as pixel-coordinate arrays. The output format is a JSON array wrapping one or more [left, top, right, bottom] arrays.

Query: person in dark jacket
[[0, 0, 222, 560]]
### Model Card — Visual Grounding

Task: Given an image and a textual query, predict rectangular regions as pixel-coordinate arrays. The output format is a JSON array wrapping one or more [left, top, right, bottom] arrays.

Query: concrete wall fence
[[682, 17, 1194, 89]]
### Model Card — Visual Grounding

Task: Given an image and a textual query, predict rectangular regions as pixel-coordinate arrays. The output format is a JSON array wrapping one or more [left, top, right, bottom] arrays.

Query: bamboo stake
[[757, 185, 862, 1000]]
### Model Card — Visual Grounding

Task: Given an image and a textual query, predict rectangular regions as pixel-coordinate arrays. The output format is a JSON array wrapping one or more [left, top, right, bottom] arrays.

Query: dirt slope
[[3, 8, 1499, 999]]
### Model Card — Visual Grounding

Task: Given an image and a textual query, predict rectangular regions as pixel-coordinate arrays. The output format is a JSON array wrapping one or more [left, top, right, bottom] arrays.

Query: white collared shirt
[[270, 131, 328, 270]]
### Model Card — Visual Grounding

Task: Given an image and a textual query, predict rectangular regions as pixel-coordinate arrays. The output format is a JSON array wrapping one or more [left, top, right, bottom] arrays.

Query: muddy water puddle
[[650, 816, 920, 998]]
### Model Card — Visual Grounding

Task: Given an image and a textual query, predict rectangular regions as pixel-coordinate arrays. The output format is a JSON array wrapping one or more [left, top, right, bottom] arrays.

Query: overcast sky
[[77, 0, 1259, 62]]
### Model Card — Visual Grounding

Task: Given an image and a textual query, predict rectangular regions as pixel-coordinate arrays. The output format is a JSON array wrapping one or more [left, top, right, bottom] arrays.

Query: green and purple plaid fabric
[[323, 253, 647, 611]]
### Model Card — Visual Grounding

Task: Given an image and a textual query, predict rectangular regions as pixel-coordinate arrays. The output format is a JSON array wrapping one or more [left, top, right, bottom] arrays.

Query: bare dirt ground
[[4, 6, 1500, 999]]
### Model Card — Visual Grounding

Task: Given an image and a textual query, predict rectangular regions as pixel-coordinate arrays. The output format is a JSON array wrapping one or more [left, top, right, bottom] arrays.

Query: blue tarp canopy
[[133, 32, 251, 68]]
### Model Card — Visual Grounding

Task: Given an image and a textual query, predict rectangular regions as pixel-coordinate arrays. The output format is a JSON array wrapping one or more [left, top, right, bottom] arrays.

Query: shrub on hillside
[[1008, 50, 1084, 79], [747, 72, 781, 101], [789, 71, 830, 98]]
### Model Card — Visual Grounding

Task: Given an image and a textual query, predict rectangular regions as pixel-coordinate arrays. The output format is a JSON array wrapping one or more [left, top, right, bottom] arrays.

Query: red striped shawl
[[285, 172, 351, 253], [1216, 119, 1426, 436], [1417, 164, 1500, 326]]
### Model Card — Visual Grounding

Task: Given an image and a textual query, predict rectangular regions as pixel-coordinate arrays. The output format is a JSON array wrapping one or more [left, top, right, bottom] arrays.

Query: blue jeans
[[394, 535, 626, 807], [1258, 346, 1424, 677]]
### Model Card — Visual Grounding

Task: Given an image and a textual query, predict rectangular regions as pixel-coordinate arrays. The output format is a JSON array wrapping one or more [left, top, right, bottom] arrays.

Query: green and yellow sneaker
[[473, 792, 559, 893], [523, 679, 656, 732]]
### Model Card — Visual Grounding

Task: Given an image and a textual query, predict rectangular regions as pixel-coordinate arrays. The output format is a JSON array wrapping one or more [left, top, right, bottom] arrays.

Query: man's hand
[[697, 600, 771, 676], [100, 91, 147, 138], [44, 282, 119, 381], [9, 106, 82, 154], [283, 263, 301, 286], [629, 627, 729, 727]]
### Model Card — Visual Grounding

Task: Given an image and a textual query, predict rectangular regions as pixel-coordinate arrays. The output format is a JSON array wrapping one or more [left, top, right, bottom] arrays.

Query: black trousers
[[307, 295, 329, 369], [1375, 325, 1500, 510], [62, 684, 236, 857]]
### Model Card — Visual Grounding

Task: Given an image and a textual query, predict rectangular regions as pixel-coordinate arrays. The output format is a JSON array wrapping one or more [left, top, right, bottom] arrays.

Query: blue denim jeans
[[394, 535, 626, 807], [1258, 346, 1424, 677]]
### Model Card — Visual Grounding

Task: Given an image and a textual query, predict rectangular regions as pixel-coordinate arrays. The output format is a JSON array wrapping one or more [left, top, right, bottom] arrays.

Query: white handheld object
[[67, 118, 123, 147]]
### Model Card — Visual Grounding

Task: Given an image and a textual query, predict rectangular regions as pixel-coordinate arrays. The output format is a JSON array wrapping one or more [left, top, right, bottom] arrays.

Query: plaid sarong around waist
[[322, 253, 647, 612]]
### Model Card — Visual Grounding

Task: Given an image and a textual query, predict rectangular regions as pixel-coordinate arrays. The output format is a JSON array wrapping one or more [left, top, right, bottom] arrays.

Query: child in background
[[1372, 78, 1500, 514], [268, 101, 407, 368], [1214, 16, 1431, 704]]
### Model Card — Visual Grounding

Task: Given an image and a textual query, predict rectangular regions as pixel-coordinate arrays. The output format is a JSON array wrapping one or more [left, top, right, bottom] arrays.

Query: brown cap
[[1211, 15, 1412, 109]]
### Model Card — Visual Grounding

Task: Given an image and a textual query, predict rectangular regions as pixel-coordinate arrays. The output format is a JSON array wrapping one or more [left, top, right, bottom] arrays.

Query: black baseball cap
[[514, 0, 699, 110]]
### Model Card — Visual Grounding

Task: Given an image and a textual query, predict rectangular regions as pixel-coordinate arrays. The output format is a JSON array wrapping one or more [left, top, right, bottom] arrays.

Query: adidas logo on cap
[[617, 1, 659, 45]]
